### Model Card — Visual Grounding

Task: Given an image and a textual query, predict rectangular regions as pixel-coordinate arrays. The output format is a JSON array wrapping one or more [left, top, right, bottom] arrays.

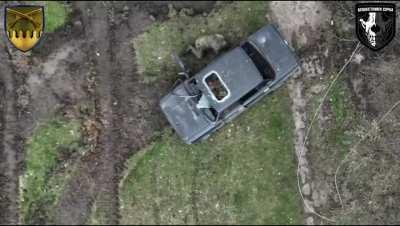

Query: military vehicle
[[160, 24, 302, 144]]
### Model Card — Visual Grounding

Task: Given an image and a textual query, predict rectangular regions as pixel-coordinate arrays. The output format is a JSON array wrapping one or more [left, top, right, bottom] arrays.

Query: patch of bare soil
[[336, 48, 400, 224], [269, 1, 332, 49], [133, 1, 216, 21], [0, 43, 23, 225], [51, 1, 216, 224], [51, 2, 163, 224], [270, 1, 335, 224], [0, 8, 37, 222], [0, 1, 217, 224], [0, 5, 95, 222], [272, 1, 400, 224]]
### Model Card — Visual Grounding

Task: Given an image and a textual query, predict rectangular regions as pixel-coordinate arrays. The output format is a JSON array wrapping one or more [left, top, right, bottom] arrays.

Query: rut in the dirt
[[0, 45, 25, 224], [53, 2, 167, 224]]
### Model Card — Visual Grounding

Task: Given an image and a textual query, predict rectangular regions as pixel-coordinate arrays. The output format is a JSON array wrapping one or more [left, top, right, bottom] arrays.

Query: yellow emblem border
[[4, 5, 45, 52]]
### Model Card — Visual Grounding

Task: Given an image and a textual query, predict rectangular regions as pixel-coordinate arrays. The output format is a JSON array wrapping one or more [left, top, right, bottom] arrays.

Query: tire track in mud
[[53, 2, 118, 224], [54, 2, 166, 224], [0, 45, 25, 224]]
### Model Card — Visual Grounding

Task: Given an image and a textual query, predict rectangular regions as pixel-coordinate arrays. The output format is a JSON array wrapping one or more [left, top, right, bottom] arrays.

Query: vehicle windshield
[[195, 94, 219, 122], [241, 41, 275, 81]]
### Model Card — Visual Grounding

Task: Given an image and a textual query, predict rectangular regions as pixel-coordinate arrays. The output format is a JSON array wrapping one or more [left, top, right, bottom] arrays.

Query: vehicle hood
[[248, 24, 299, 78], [160, 84, 211, 143]]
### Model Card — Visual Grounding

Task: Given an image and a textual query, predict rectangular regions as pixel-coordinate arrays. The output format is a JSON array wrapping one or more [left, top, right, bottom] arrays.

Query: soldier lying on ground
[[187, 34, 228, 59]]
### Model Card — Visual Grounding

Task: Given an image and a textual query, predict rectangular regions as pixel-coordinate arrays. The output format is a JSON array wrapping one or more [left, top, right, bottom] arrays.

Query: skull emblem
[[359, 12, 377, 46], [356, 3, 396, 51]]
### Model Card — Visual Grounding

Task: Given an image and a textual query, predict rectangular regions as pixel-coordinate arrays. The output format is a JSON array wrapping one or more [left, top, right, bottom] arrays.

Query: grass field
[[21, 119, 83, 224], [45, 1, 69, 32], [120, 2, 302, 224], [305, 75, 361, 222], [120, 88, 302, 225], [324, 77, 357, 153], [306, 76, 356, 161], [133, 1, 269, 82]]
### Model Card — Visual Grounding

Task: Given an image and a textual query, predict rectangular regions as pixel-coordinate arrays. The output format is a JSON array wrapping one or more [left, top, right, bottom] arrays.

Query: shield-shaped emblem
[[4, 5, 44, 52], [355, 3, 396, 51]]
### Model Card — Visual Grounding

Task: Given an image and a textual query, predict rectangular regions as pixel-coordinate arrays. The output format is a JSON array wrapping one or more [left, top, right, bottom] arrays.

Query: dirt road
[[0, 1, 215, 224], [0, 40, 28, 225], [0, 45, 18, 225], [7, 1, 399, 224], [52, 2, 168, 224]]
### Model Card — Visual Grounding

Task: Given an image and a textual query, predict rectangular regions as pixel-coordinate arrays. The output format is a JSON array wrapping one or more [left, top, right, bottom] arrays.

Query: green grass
[[45, 1, 69, 32], [21, 119, 82, 224], [120, 88, 303, 225], [121, 2, 302, 224], [327, 78, 356, 149], [330, 82, 347, 125], [309, 76, 357, 157], [134, 1, 268, 82], [305, 76, 360, 221], [86, 201, 108, 225]]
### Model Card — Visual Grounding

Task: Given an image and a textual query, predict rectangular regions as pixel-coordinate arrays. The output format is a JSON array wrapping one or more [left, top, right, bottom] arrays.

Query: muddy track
[[0, 45, 25, 224], [53, 2, 121, 224], [54, 2, 168, 224], [0, 1, 214, 224]]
